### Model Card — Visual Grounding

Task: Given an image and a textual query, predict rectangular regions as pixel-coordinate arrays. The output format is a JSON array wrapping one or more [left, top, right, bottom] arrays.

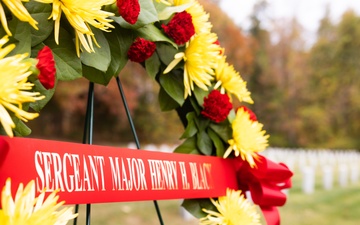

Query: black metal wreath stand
[[73, 78, 164, 225]]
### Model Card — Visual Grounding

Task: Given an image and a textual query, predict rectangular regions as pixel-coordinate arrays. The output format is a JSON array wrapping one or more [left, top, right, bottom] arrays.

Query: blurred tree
[[269, 18, 309, 147], [201, 0, 255, 78], [246, 0, 285, 146], [300, 8, 336, 147], [28, 78, 89, 141], [306, 10, 360, 148], [246, 1, 311, 147]]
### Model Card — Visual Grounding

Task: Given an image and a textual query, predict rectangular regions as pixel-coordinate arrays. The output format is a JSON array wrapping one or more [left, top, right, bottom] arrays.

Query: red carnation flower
[[128, 37, 156, 63], [117, 0, 140, 25], [201, 90, 233, 123], [162, 11, 195, 45], [238, 106, 257, 121], [36, 46, 56, 89]]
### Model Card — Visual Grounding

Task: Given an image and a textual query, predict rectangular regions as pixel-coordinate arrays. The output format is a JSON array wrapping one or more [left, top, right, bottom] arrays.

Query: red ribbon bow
[[234, 154, 293, 225]]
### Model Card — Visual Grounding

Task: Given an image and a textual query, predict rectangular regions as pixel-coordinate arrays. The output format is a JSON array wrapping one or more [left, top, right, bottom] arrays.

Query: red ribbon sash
[[0, 136, 292, 225], [0, 136, 238, 204]]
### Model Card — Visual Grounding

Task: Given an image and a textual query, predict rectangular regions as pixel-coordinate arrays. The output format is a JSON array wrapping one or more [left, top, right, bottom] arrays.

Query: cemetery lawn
[[280, 170, 360, 225], [280, 183, 360, 225], [74, 200, 198, 225], [74, 170, 360, 225]]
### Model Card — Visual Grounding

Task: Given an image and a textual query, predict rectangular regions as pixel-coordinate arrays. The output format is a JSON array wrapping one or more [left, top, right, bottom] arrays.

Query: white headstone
[[322, 165, 333, 190], [127, 142, 137, 149], [350, 164, 359, 184], [143, 144, 157, 151], [302, 166, 315, 194], [159, 144, 172, 152], [338, 164, 348, 187]]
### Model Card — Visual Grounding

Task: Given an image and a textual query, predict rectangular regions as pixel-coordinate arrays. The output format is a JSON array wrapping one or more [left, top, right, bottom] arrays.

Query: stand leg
[[116, 76, 164, 225], [73, 82, 95, 225]]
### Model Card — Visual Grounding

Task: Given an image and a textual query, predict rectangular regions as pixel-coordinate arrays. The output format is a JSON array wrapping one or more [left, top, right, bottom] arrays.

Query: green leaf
[[189, 96, 201, 115], [174, 137, 201, 154], [156, 42, 179, 65], [159, 70, 185, 106], [136, 24, 177, 48], [196, 130, 213, 155], [193, 86, 209, 108], [181, 199, 215, 219], [7, 18, 31, 55], [194, 115, 210, 132], [80, 29, 111, 72], [209, 123, 232, 143], [104, 25, 134, 77], [82, 64, 113, 85], [0, 25, 6, 37], [157, 3, 192, 20], [13, 118, 32, 137], [180, 112, 198, 139], [112, 0, 158, 29], [207, 128, 225, 157], [158, 87, 180, 111], [30, 42, 44, 58], [145, 51, 161, 80], [0, 126, 5, 136], [26, 1, 53, 47], [29, 79, 56, 112], [43, 28, 82, 81]]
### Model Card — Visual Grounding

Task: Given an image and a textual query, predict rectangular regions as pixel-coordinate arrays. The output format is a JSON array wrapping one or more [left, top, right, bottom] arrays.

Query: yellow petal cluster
[[224, 107, 269, 167], [200, 189, 261, 225], [0, 178, 77, 225], [172, 0, 212, 34], [35, 0, 115, 56], [0, 0, 38, 36], [214, 56, 253, 104], [164, 33, 221, 99], [0, 35, 44, 137]]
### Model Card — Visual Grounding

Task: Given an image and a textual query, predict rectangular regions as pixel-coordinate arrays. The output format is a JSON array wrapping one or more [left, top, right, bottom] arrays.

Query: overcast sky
[[219, 0, 360, 32]]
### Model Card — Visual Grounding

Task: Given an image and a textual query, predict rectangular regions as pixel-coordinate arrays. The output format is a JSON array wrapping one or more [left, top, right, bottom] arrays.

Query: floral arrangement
[[0, 0, 293, 224]]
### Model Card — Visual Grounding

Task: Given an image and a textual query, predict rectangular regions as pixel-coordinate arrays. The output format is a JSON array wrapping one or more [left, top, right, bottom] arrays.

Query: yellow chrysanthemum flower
[[224, 107, 269, 167], [214, 56, 253, 104], [35, 0, 115, 56], [200, 189, 261, 225], [0, 0, 38, 36], [164, 33, 221, 99], [0, 35, 44, 137], [0, 178, 78, 225], [172, 0, 212, 34]]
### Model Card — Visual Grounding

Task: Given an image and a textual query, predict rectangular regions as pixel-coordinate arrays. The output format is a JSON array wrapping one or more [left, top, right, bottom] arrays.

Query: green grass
[[280, 184, 360, 225], [75, 200, 198, 225], [279, 168, 360, 225], [73, 168, 360, 225]]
